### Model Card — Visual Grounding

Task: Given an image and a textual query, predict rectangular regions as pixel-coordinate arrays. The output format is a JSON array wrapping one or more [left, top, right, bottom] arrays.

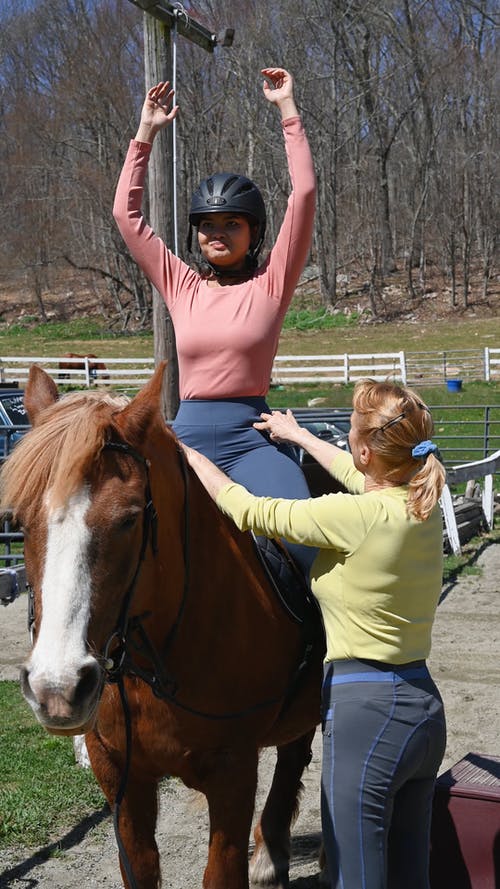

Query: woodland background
[[0, 0, 498, 330]]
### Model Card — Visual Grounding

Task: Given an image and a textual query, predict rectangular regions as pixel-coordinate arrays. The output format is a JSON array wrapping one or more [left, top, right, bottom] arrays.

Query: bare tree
[[0, 0, 497, 327]]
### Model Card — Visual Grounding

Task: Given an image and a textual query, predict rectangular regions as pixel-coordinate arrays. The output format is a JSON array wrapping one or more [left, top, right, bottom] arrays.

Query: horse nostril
[[75, 661, 102, 704]]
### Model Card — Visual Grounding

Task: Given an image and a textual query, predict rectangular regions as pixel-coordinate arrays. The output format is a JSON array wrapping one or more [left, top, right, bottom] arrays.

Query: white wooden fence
[[272, 352, 406, 384], [0, 355, 155, 388], [441, 449, 500, 554], [2, 347, 500, 389]]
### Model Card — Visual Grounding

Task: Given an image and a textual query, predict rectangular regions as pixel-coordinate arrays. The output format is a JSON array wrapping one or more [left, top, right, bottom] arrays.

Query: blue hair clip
[[412, 440, 438, 459]]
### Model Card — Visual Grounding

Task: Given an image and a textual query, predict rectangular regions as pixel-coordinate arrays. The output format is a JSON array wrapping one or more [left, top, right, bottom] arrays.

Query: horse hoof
[[249, 843, 289, 888]]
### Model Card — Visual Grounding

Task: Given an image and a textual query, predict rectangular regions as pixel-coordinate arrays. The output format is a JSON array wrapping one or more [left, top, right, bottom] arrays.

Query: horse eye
[[120, 514, 139, 531]]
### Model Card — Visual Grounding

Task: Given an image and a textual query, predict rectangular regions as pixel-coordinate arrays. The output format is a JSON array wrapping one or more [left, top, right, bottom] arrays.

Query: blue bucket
[[446, 379, 462, 393]]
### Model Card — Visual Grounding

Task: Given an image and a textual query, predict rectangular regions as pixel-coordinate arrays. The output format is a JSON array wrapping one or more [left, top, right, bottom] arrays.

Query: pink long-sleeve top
[[113, 117, 316, 399]]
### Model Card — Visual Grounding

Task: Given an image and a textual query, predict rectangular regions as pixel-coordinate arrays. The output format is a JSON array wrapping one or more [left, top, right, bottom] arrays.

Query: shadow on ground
[[0, 806, 110, 888]]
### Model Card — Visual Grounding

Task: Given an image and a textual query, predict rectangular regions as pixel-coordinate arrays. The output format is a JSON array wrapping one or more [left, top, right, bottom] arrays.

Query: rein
[[99, 439, 282, 889], [103, 440, 283, 719], [101, 441, 159, 675], [26, 438, 302, 889]]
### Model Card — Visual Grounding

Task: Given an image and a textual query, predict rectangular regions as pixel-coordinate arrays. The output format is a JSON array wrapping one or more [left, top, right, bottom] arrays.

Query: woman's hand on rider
[[255, 410, 347, 474], [135, 81, 178, 144], [254, 409, 304, 446], [261, 67, 298, 120]]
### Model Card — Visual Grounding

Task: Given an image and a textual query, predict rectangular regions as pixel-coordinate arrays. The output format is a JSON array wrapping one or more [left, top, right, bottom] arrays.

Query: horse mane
[[0, 390, 129, 522]]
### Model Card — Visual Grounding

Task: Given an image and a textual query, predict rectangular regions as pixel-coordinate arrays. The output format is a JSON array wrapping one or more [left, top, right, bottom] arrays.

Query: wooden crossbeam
[[128, 1, 233, 53]]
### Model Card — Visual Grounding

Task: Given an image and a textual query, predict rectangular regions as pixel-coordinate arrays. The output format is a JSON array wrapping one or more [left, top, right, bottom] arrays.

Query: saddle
[[251, 532, 313, 624]]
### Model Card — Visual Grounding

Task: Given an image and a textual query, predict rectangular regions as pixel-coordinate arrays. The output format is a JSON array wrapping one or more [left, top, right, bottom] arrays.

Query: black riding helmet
[[188, 172, 266, 269]]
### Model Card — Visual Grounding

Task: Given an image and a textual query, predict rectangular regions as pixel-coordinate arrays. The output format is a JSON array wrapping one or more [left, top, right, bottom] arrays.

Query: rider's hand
[[261, 68, 298, 119], [135, 82, 178, 143]]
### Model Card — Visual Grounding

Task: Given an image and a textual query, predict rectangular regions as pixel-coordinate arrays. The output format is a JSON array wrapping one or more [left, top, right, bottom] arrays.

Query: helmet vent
[[220, 175, 240, 195], [234, 181, 254, 197]]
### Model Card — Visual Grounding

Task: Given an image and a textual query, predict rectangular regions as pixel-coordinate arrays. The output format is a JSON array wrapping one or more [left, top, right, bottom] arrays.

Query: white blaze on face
[[27, 485, 96, 693]]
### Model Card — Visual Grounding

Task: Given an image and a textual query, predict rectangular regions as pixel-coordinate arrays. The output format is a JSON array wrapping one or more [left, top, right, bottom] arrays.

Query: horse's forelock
[[0, 391, 129, 520]]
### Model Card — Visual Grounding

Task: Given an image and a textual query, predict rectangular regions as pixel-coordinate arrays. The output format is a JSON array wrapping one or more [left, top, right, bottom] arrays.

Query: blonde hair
[[352, 379, 446, 521], [0, 390, 129, 524]]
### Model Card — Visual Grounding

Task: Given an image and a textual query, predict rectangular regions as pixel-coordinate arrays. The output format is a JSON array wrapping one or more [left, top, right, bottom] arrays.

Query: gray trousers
[[321, 658, 446, 889]]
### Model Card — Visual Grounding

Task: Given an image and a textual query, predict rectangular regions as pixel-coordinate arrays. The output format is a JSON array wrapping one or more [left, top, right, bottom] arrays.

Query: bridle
[[101, 441, 159, 677], [101, 440, 284, 718], [26, 438, 294, 889], [98, 439, 284, 889]]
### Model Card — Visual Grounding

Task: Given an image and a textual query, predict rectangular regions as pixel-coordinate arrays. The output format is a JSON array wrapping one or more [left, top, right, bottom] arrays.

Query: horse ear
[[115, 361, 168, 445], [24, 364, 59, 426]]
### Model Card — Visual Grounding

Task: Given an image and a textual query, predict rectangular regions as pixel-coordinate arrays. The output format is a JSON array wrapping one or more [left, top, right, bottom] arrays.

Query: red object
[[430, 753, 500, 888]]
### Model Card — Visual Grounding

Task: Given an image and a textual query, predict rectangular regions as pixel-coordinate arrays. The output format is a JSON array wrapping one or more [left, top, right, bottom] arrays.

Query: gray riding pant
[[321, 658, 446, 889]]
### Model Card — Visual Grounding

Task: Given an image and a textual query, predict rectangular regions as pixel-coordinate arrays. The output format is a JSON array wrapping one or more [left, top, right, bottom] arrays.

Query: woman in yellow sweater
[[183, 379, 447, 889]]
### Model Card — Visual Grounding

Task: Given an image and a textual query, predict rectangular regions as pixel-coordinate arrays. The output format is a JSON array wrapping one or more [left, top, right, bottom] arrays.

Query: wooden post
[[144, 14, 179, 420], [130, 1, 233, 417]]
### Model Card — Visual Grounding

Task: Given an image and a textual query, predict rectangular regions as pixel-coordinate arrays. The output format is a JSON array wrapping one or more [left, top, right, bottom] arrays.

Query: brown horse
[[58, 352, 109, 383], [0, 363, 324, 889]]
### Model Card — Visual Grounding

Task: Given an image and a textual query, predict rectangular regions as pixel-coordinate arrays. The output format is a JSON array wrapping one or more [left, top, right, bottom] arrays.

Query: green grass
[[0, 682, 104, 848], [282, 308, 361, 331], [0, 309, 499, 357], [267, 380, 500, 410], [0, 319, 153, 359]]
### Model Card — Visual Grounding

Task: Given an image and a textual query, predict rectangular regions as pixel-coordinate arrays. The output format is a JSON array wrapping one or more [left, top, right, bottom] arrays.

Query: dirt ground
[[1, 542, 499, 888]]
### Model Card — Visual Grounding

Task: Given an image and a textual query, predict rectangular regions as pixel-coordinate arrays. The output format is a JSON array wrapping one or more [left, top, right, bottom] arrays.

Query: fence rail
[[0, 356, 155, 389], [1, 348, 500, 389]]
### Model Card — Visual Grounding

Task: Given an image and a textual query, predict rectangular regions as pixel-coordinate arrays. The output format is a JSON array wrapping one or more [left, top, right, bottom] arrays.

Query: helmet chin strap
[[206, 258, 252, 278]]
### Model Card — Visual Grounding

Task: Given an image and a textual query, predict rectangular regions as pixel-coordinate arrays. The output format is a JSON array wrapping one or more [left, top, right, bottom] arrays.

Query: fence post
[[399, 351, 407, 385], [484, 347, 490, 382], [344, 354, 348, 384], [84, 357, 91, 388], [482, 473, 494, 529], [440, 484, 461, 555]]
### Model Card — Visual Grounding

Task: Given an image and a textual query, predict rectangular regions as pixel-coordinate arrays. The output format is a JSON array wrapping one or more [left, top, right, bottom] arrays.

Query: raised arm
[[113, 81, 195, 305], [135, 81, 178, 144], [258, 68, 316, 305]]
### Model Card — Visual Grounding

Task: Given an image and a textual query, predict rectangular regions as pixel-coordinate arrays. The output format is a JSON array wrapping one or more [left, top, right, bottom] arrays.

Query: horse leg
[[249, 728, 316, 889], [85, 730, 161, 889], [199, 747, 259, 889]]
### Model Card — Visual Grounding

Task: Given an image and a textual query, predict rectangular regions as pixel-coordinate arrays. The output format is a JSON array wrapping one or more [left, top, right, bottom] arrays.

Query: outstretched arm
[[257, 67, 315, 305], [261, 67, 298, 121], [135, 81, 178, 145], [254, 410, 347, 473], [182, 445, 232, 503]]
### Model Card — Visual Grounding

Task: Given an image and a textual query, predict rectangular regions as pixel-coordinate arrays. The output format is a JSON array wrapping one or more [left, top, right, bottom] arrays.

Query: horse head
[[0, 362, 176, 735]]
